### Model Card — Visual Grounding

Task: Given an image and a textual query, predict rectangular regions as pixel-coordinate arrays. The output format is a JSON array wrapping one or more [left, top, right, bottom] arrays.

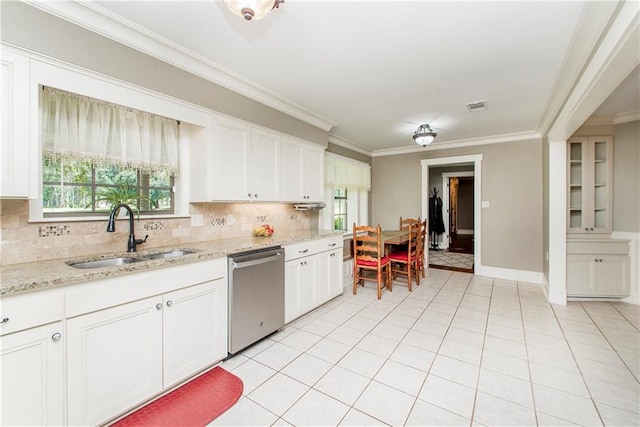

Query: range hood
[[293, 202, 326, 211]]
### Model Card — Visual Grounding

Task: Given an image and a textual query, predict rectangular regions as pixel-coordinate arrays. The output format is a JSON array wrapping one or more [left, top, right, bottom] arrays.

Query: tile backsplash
[[0, 200, 311, 266]]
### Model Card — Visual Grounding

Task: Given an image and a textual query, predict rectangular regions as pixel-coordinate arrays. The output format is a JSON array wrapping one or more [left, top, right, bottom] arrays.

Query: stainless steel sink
[[142, 249, 197, 260], [68, 257, 146, 269]]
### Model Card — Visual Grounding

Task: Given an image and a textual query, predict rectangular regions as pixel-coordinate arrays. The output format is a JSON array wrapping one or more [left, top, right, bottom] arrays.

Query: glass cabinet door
[[567, 136, 612, 234], [568, 141, 583, 230]]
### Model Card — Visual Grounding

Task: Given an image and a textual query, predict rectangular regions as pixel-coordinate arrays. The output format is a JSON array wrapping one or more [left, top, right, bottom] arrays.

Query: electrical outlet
[[226, 214, 236, 225], [481, 201, 490, 208], [190, 215, 203, 227], [241, 223, 251, 231]]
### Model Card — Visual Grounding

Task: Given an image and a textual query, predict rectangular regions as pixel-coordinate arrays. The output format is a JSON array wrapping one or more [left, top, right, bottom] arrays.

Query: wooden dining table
[[380, 229, 410, 255]]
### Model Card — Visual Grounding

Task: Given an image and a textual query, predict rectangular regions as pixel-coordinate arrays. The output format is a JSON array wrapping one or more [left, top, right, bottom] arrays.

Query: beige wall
[[0, 200, 310, 266], [613, 120, 640, 232], [1, 1, 328, 146], [372, 139, 543, 273]]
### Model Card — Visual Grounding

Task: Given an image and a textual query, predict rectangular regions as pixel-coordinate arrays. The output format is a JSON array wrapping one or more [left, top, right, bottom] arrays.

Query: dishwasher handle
[[231, 251, 284, 270]]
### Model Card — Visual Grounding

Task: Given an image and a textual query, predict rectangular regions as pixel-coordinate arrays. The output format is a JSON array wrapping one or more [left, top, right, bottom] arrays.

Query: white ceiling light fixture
[[223, 0, 284, 21], [413, 124, 437, 147]]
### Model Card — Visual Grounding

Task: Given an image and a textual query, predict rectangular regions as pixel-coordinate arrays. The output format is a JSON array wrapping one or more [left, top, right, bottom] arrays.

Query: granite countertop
[[1, 229, 343, 297]]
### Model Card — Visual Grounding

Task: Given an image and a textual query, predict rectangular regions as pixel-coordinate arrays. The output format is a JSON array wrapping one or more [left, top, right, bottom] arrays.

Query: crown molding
[[371, 131, 542, 157], [580, 111, 639, 125], [327, 133, 374, 157], [614, 110, 640, 124], [24, 0, 336, 132]]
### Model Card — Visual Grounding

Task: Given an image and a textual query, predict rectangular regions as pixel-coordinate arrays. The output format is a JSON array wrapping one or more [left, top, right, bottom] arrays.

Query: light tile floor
[[212, 269, 640, 426]]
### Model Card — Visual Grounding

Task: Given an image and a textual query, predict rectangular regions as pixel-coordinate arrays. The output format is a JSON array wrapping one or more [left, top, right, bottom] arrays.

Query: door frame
[[421, 155, 483, 273], [441, 171, 474, 250]]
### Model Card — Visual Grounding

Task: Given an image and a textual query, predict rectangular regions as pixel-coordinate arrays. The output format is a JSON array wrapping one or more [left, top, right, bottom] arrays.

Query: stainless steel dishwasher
[[228, 246, 285, 355]]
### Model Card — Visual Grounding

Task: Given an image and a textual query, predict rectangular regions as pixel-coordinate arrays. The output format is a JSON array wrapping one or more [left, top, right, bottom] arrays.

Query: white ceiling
[[74, 1, 611, 153]]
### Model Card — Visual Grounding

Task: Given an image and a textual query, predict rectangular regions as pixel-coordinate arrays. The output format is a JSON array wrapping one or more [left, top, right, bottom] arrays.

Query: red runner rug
[[112, 366, 243, 427]]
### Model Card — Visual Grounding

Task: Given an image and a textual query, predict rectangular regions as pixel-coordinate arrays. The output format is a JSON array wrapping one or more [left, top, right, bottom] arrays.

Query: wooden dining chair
[[399, 216, 421, 231], [389, 223, 420, 291], [353, 223, 392, 299], [416, 219, 427, 280]]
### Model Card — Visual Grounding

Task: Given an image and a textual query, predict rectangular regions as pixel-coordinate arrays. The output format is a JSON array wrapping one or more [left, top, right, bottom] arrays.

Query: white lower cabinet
[[163, 279, 227, 387], [285, 236, 343, 323], [285, 255, 319, 323], [0, 322, 65, 427], [566, 238, 630, 297], [66, 261, 228, 426], [67, 296, 163, 426]]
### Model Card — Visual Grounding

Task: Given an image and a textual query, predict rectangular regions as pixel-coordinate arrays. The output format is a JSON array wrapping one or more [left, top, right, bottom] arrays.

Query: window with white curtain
[[322, 153, 370, 234], [40, 87, 179, 217]]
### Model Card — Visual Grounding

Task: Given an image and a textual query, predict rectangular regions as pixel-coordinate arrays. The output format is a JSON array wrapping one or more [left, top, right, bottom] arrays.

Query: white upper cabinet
[[210, 117, 251, 201], [567, 136, 613, 234], [190, 113, 324, 203], [248, 128, 281, 201], [0, 48, 32, 198], [281, 137, 325, 202], [202, 116, 281, 202]]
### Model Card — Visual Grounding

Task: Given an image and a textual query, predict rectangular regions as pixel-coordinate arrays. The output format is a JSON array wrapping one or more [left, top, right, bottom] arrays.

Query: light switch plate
[[481, 201, 490, 208]]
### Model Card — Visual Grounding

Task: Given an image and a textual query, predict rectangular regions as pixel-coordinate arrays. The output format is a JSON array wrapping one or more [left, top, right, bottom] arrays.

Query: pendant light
[[223, 0, 284, 21], [413, 124, 437, 147]]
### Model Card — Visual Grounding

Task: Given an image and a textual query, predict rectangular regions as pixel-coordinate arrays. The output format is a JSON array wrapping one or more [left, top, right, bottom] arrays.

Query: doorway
[[421, 155, 482, 274], [441, 171, 474, 251]]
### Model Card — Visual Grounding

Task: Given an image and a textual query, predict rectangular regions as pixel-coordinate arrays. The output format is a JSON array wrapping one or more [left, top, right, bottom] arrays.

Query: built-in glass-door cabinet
[[567, 136, 613, 234]]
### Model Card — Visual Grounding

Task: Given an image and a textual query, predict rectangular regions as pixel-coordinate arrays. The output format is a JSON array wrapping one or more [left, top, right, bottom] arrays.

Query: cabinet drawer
[[285, 236, 343, 261], [0, 288, 64, 336], [567, 239, 629, 255]]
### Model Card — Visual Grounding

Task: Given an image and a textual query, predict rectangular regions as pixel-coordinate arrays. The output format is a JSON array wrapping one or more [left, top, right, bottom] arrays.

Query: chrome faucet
[[107, 203, 148, 252]]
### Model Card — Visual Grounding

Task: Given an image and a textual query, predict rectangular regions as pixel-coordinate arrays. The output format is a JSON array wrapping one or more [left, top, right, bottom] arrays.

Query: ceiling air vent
[[466, 100, 488, 112]]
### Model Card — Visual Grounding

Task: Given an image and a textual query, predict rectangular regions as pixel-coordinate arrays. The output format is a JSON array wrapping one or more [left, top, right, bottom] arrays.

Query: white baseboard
[[475, 264, 545, 285]]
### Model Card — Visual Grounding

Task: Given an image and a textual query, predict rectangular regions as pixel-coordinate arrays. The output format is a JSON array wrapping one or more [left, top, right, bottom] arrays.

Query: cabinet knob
[[254, 194, 258, 198], [248, 193, 252, 198], [156, 303, 163, 310], [51, 332, 62, 342], [299, 249, 309, 253], [0, 317, 8, 325], [328, 243, 336, 247], [590, 228, 594, 231], [166, 300, 173, 307], [330, 253, 336, 257]]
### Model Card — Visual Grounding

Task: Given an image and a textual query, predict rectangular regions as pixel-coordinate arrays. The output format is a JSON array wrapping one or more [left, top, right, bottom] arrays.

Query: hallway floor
[[214, 270, 640, 426]]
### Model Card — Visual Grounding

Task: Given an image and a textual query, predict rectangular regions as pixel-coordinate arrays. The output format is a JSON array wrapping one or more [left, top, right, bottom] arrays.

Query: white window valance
[[41, 87, 179, 175], [325, 153, 371, 191]]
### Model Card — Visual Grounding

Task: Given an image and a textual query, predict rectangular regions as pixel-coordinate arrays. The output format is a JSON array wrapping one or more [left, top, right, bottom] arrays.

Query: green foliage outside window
[[333, 188, 348, 232], [42, 156, 174, 217]]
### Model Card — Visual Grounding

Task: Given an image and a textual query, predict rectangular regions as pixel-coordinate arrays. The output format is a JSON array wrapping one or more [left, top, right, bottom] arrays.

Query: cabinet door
[[317, 249, 343, 304], [592, 255, 630, 297], [281, 139, 304, 201], [163, 279, 228, 387], [0, 322, 64, 426], [567, 137, 612, 234], [212, 118, 251, 201], [285, 257, 317, 323], [249, 128, 280, 201], [0, 49, 31, 198], [302, 146, 325, 202], [567, 254, 630, 297], [67, 297, 163, 426]]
